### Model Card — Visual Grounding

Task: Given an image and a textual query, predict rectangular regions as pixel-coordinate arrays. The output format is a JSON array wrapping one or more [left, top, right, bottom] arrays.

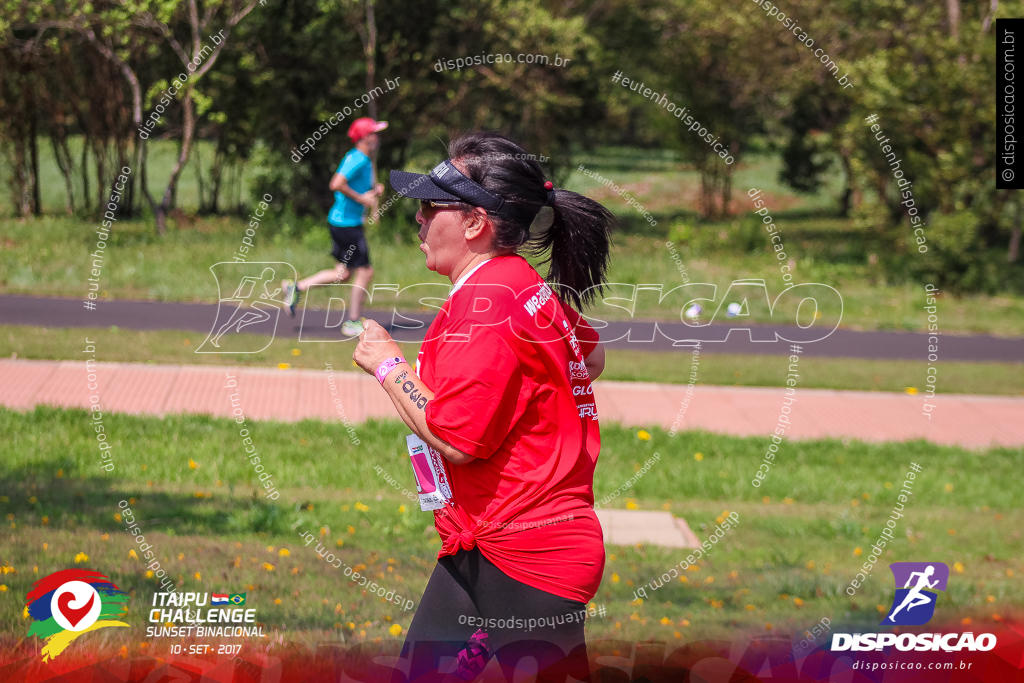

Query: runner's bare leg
[[297, 263, 350, 291], [348, 265, 374, 320]]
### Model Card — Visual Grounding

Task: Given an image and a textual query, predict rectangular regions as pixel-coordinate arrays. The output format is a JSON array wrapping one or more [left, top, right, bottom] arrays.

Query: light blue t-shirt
[[327, 149, 372, 227]]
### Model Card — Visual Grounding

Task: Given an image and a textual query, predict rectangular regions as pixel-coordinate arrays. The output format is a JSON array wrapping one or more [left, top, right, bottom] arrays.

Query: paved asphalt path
[[2, 294, 1022, 361]]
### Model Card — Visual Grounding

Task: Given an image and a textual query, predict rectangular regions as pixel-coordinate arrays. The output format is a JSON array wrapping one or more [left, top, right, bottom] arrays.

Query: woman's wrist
[[374, 356, 407, 385]]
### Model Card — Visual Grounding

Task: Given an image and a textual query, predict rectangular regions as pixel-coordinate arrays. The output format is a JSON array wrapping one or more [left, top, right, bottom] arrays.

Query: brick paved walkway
[[3, 359, 1021, 449]]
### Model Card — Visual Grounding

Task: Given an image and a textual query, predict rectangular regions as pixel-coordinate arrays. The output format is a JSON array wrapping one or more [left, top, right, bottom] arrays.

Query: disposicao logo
[[831, 561, 996, 653], [883, 561, 949, 626], [25, 569, 129, 662]]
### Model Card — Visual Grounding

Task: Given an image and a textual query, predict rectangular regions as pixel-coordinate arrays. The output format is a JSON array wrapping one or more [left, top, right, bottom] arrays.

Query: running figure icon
[[209, 266, 281, 347], [197, 261, 295, 354], [886, 564, 939, 623]]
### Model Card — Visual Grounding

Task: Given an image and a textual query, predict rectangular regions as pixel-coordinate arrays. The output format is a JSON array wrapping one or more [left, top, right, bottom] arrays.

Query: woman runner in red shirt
[[353, 132, 614, 682]]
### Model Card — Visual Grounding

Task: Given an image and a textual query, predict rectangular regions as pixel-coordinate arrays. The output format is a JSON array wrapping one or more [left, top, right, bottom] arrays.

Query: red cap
[[347, 117, 388, 143]]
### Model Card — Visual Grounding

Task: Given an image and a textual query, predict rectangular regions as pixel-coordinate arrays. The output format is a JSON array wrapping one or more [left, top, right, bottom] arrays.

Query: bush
[[734, 215, 768, 253], [910, 211, 1013, 294], [859, 207, 1022, 294], [666, 221, 719, 254]]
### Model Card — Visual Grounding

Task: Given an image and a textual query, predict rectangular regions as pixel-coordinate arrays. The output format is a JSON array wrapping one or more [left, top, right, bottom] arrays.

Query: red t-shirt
[[417, 255, 605, 604]]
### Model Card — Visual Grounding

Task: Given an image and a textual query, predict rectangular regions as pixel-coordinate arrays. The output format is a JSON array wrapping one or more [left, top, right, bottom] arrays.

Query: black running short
[[329, 224, 370, 268], [395, 548, 590, 682]]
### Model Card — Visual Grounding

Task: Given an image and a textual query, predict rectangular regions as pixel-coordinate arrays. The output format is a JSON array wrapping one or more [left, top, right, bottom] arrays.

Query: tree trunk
[[838, 148, 860, 216], [720, 166, 733, 218], [698, 170, 711, 220], [80, 136, 91, 212], [365, 0, 378, 119], [209, 145, 226, 214], [877, 175, 901, 224], [115, 137, 130, 216], [11, 137, 30, 217], [51, 134, 75, 214], [126, 145, 137, 215], [364, 0, 379, 198], [93, 139, 107, 214], [195, 141, 206, 213], [156, 89, 196, 234], [140, 142, 151, 221], [136, 0, 261, 232], [27, 93, 41, 215], [947, 0, 966, 65], [74, 23, 154, 221], [947, 0, 960, 39]]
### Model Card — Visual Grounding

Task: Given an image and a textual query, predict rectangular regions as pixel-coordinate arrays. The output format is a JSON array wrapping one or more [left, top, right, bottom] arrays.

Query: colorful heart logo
[[27, 569, 129, 661], [48, 580, 102, 632], [56, 591, 95, 628]]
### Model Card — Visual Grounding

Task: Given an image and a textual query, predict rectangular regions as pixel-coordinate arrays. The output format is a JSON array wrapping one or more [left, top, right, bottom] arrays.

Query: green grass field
[[1, 407, 1020, 652], [3, 138, 1024, 336], [4, 324, 1023, 396]]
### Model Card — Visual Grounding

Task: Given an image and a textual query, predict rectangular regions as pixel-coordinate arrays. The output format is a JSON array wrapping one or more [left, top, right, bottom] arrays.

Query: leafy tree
[[837, 0, 1017, 290]]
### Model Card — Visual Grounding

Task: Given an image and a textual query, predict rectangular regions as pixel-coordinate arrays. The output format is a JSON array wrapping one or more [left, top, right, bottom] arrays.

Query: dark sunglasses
[[419, 199, 465, 212]]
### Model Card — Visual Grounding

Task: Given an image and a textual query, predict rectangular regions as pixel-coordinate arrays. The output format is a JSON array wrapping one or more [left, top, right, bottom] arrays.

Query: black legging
[[394, 548, 591, 682]]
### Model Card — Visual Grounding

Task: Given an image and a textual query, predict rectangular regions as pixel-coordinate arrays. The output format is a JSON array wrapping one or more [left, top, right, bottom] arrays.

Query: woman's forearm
[[381, 364, 474, 465]]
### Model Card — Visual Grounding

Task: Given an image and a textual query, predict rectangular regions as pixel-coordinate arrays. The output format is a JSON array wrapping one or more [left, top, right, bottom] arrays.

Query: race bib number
[[405, 433, 453, 511]]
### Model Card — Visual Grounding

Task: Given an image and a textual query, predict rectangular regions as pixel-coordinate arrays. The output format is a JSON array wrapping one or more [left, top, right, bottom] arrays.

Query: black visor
[[390, 159, 537, 221]]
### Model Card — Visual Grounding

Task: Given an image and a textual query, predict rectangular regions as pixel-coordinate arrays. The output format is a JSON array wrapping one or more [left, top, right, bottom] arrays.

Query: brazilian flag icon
[[229, 593, 246, 606]]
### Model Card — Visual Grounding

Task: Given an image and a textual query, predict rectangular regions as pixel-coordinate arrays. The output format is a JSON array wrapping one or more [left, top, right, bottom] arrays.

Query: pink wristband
[[374, 357, 405, 385]]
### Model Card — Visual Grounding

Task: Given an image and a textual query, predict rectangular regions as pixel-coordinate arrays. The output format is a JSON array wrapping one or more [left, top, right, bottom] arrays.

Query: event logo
[[147, 591, 264, 639], [197, 262, 295, 354], [25, 569, 129, 662], [832, 560, 996, 653], [883, 562, 949, 626]]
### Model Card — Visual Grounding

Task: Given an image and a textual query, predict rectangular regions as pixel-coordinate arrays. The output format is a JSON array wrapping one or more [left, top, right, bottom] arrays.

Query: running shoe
[[340, 318, 364, 336], [283, 280, 300, 317]]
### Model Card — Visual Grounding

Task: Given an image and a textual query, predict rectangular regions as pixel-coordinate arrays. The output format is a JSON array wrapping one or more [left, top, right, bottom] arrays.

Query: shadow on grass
[[769, 206, 850, 222], [4, 464, 296, 538]]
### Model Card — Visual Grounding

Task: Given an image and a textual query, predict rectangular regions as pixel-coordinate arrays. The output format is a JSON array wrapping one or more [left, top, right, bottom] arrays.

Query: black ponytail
[[448, 132, 614, 309], [529, 188, 613, 309]]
